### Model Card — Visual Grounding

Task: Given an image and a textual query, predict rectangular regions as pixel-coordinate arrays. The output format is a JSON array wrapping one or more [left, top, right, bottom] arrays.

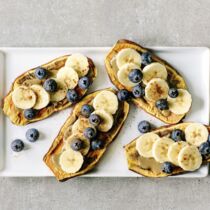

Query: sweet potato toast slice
[[44, 88, 129, 181], [2, 55, 97, 125], [125, 122, 209, 177], [105, 39, 189, 124]]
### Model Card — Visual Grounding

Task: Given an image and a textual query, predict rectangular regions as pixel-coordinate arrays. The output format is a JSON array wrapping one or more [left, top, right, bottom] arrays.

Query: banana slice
[[167, 89, 192, 115], [57, 66, 79, 89], [168, 141, 188, 166], [92, 110, 114, 132], [59, 149, 84, 173], [72, 117, 94, 136], [142, 62, 167, 84], [185, 123, 208, 146], [50, 78, 67, 102], [63, 134, 90, 156], [152, 137, 174, 163], [136, 133, 160, 158], [145, 78, 169, 102], [12, 86, 37, 109], [116, 48, 141, 68], [65, 53, 89, 77], [31, 84, 50, 110], [93, 90, 118, 114], [117, 63, 141, 88], [178, 145, 202, 171]]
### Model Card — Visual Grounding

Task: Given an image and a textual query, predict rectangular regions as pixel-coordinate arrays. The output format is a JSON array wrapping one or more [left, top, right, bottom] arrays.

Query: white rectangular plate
[[0, 47, 209, 178]]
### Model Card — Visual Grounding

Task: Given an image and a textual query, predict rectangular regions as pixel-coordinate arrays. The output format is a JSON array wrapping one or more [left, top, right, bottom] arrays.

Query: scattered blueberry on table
[[11, 139, 24, 152], [138, 120, 151, 133], [26, 128, 39, 142]]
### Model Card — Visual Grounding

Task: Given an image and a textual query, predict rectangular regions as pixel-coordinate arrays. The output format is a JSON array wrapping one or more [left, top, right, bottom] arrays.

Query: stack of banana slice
[[114, 48, 192, 115], [12, 84, 50, 110], [136, 123, 208, 172], [11, 53, 90, 110], [58, 90, 119, 174]]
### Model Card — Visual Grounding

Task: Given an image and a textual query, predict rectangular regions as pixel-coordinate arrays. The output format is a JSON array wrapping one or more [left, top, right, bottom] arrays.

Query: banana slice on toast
[[125, 122, 210, 178], [105, 39, 192, 124], [44, 88, 129, 181], [3, 54, 97, 125]]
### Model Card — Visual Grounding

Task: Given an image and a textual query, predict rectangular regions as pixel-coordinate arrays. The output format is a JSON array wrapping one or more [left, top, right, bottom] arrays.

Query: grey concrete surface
[[0, 0, 210, 209]]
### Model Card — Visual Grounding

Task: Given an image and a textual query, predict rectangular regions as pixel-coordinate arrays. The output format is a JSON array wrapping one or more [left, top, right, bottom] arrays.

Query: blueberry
[[132, 84, 145, 98], [207, 135, 210, 144], [155, 99, 169, 110], [71, 139, 83, 151], [43, 79, 57, 92], [66, 89, 79, 103], [162, 162, 174, 174], [34, 67, 47, 80], [117, 89, 130, 101], [141, 52, 152, 66], [78, 77, 90, 89], [171, 129, 185, 142], [138, 121, 151, 133], [199, 142, 210, 156], [84, 127, 97, 139], [24, 108, 37, 120], [81, 104, 94, 117], [11, 139, 24, 152], [26, 128, 39, 142], [89, 114, 101, 126], [91, 139, 103, 150], [128, 69, 143, 83], [168, 88, 179, 98]]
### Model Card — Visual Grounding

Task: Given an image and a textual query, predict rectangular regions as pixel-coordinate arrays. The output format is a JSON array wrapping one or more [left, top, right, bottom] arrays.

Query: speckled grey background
[[0, 0, 210, 210]]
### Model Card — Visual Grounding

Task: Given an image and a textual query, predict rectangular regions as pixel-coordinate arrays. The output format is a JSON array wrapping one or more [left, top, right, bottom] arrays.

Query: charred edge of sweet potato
[[44, 88, 129, 181]]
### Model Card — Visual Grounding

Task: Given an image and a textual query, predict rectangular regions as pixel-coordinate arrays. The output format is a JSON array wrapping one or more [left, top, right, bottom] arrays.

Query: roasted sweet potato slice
[[125, 123, 209, 177], [105, 39, 189, 124], [2, 55, 97, 125], [44, 88, 129, 181]]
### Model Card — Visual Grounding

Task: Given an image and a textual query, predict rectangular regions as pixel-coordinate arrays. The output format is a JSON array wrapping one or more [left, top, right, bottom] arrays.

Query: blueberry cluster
[[66, 76, 91, 103], [162, 129, 210, 174], [155, 88, 179, 111], [78, 104, 104, 151], [116, 51, 181, 113], [11, 128, 40, 152], [117, 52, 152, 102], [22, 68, 92, 121]]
